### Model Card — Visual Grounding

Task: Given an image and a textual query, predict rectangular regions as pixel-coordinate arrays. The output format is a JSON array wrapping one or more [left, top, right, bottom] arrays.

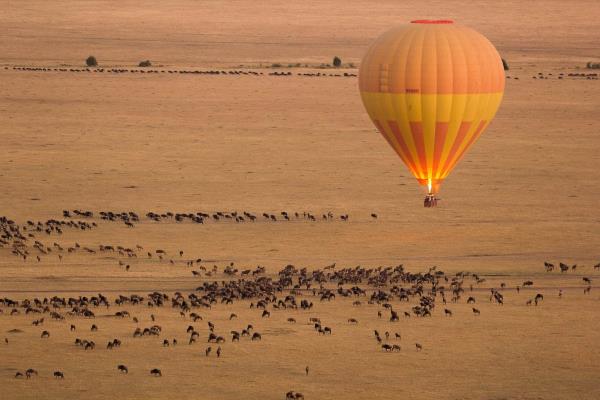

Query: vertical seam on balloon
[[401, 28, 426, 178], [433, 27, 452, 180], [440, 27, 470, 177], [419, 27, 428, 180], [449, 27, 484, 174], [427, 26, 437, 181]]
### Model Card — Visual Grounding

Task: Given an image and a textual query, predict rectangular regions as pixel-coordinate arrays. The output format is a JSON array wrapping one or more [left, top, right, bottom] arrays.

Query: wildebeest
[[150, 368, 162, 377], [54, 371, 64, 379], [26, 368, 38, 378], [118, 365, 128, 374]]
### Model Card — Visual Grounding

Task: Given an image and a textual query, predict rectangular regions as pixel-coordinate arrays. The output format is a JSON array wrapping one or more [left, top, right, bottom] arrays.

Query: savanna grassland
[[0, 1, 599, 399]]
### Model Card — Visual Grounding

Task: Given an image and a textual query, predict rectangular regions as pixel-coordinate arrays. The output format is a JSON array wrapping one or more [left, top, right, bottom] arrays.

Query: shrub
[[86, 56, 98, 67], [333, 56, 342, 67], [586, 62, 600, 69], [271, 63, 282, 68], [501, 58, 509, 71], [138, 60, 152, 67]]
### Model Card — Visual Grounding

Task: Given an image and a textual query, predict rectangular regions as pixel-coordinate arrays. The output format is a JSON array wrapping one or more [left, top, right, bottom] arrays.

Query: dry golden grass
[[1, 0, 599, 399]]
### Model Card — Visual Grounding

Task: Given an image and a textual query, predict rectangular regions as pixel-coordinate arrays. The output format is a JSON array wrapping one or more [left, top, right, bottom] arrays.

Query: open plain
[[1, 1, 599, 399]]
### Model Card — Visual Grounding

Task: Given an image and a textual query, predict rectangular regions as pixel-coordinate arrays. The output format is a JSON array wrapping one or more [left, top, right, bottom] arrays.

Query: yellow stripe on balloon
[[360, 92, 503, 182]]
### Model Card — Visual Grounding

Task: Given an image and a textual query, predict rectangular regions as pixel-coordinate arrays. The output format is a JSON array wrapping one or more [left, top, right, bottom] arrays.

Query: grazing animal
[[54, 371, 64, 379], [118, 365, 128, 374], [534, 293, 544, 305], [444, 308, 453, 316], [150, 368, 162, 377], [41, 330, 50, 338], [472, 308, 481, 316], [305, 366, 309, 376], [252, 332, 262, 341], [415, 343, 423, 351], [560, 263, 569, 273]]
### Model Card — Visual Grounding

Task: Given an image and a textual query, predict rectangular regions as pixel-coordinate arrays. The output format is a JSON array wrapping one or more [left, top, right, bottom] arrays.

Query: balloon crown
[[410, 19, 454, 24]]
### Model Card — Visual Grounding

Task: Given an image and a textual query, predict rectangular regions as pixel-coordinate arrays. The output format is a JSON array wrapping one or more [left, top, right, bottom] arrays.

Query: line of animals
[[4, 66, 356, 78], [544, 261, 600, 273], [64, 209, 358, 226], [6, 66, 599, 80], [529, 72, 598, 80], [0, 210, 371, 263]]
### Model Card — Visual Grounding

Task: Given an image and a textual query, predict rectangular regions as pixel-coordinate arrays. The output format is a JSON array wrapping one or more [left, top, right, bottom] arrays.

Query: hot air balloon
[[359, 20, 505, 207]]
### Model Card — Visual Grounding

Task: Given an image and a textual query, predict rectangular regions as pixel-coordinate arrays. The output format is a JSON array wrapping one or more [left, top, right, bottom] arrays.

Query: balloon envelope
[[359, 20, 505, 195]]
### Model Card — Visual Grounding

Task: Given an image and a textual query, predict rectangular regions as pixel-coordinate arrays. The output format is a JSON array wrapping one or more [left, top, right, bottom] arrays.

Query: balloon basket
[[424, 194, 438, 208]]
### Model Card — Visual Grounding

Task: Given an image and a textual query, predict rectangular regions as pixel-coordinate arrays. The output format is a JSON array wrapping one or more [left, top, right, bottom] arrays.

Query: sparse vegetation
[[85, 56, 98, 67], [333, 56, 342, 67], [138, 60, 152, 67], [271, 63, 282, 68]]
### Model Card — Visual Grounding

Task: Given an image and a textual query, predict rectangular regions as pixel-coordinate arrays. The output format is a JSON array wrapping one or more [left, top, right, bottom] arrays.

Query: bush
[[138, 60, 152, 67], [271, 63, 282, 68], [586, 62, 600, 69], [86, 56, 98, 67], [333, 56, 342, 67], [501, 58, 509, 71]]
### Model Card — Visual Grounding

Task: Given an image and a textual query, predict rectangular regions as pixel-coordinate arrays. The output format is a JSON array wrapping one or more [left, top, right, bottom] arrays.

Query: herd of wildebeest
[[4, 65, 358, 79], [1, 211, 598, 399], [4, 65, 600, 81]]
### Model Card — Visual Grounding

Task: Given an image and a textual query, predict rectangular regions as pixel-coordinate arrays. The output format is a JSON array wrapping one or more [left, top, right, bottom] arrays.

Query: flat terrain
[[0, 0, 599, 399]]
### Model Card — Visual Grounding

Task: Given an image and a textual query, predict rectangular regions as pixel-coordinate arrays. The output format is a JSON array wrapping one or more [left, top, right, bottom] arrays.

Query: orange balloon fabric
[[359, 20, 505, 194]]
